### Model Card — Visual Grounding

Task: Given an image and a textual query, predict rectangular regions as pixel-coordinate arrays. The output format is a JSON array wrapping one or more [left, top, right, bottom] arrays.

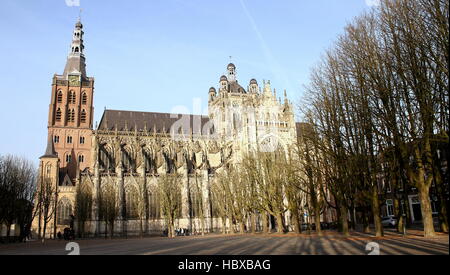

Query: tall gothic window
[[78, 155, 84, 163], [67, 109, 75, 122], [125, 186, 139, 219], [45, 164, 52, 178], [100, 145, 115, 172], [69, 91, 76, 104], [80, 109, 87, 123], [122, 146, 135, 173], [80, 109, 86, 123], [57, 198, 72, 225], [56, 108, 62, 121], [81, 92, 87, 105], [189, 183, 202, 219], [144, 151, 154, 174], [148, 189, 160, 220], [57, 91, 63, 103]]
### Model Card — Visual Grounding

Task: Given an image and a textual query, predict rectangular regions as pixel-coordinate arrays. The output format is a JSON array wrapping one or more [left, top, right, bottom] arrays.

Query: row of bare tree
[[85, 174, 183, 239], [299, 0, 448, 237], [206, 0, 448, 239], [210, 149, 322, 236]]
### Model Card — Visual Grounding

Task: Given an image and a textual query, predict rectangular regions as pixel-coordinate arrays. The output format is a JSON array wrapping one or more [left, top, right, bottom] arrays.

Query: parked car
[[381, 216, 397, 228], [320, 222, 330, 230], [301, 223, 309, 231], [328, 222, 339, 230]]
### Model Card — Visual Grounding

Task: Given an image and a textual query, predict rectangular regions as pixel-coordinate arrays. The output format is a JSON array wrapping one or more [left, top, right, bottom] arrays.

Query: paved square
[[0, 230, 448, 255]]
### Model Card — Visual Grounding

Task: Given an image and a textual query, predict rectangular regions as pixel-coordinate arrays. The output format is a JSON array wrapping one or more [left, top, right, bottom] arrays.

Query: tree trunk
[[292, 209, 301, 234], [110, 222, 114, 239], [275, 213, 285, 233], [418, 185, 436, 237], [230, 217, 236, 234], [201, 216, 206, 236], [314, 205, 322, 236], [251, 212, 257, 233], [262, 212, 269, 234], [170, 222, 175, 238], [239, 222, 245, 234], [394, 198, 405, 233], [435, 174, 449, 233], [438, 201, 449, 233], [340, 205, 349, 237], [361, 208, 370, 233], [38, 209, 42, 239], [349, 206, 356, 231], [6, 224, 11, 238], [222, 217, 227, 234], [81, 221, 85, 238], [42, 222, 47, 243], [371, 186, 384, 237]]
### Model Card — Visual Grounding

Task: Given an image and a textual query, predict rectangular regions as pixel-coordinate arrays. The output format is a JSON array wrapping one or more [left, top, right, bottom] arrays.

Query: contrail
[[239, 0, 292, 95]]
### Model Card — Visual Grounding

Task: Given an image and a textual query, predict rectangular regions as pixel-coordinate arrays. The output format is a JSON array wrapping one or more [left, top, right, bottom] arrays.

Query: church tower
[[47, 19, 94, 184]]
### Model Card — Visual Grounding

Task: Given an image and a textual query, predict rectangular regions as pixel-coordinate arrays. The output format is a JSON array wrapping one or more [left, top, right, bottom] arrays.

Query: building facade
[[32, 20, 301, 237]]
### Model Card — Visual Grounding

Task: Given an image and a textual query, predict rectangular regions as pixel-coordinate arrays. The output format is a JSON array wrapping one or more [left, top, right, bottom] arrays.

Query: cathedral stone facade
[[32, 20, 300, 237]]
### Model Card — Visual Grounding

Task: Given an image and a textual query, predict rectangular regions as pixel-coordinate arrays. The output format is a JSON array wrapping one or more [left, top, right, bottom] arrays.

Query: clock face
[[68, 75, 80, 86]]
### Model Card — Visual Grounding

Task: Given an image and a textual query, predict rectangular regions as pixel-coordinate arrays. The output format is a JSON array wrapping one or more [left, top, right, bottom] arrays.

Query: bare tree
[[36, 175, 57, 242], [0, 155, 37, 241], [74, 182, 92, 238], [98, 183, 119, 239], [159, 173, 182, 238], [211, 170, 231, 234]]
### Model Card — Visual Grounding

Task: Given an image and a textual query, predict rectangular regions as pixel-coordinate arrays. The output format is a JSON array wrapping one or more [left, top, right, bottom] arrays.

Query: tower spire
[[227, 62, 236, 82], [79, 8, 83, 22], [63, 18, 87, 79], [41, 135, 57, 159]]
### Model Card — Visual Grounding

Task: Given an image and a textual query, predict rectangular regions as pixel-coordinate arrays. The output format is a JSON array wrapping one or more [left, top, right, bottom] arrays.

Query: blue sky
[[0, 0, 376, 164]]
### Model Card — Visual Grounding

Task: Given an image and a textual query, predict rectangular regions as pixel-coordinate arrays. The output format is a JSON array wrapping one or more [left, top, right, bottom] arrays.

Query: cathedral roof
[[229, 81, 246, 94], [98, 109, 213, 135]]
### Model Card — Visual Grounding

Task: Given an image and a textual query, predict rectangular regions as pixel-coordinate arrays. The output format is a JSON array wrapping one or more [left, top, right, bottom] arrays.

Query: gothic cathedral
[[32, 20, 300, 237]]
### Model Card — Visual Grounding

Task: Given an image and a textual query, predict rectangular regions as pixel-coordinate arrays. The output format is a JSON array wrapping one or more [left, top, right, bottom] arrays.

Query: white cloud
[[65, 0, 80, 7], [365, 0, 380, 7]]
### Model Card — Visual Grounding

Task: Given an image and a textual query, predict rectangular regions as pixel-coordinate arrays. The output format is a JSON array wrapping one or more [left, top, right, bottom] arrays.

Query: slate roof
[[228, 81, 246, 94], [98, 109, 213, 135], [40, 135, 58, 159]]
